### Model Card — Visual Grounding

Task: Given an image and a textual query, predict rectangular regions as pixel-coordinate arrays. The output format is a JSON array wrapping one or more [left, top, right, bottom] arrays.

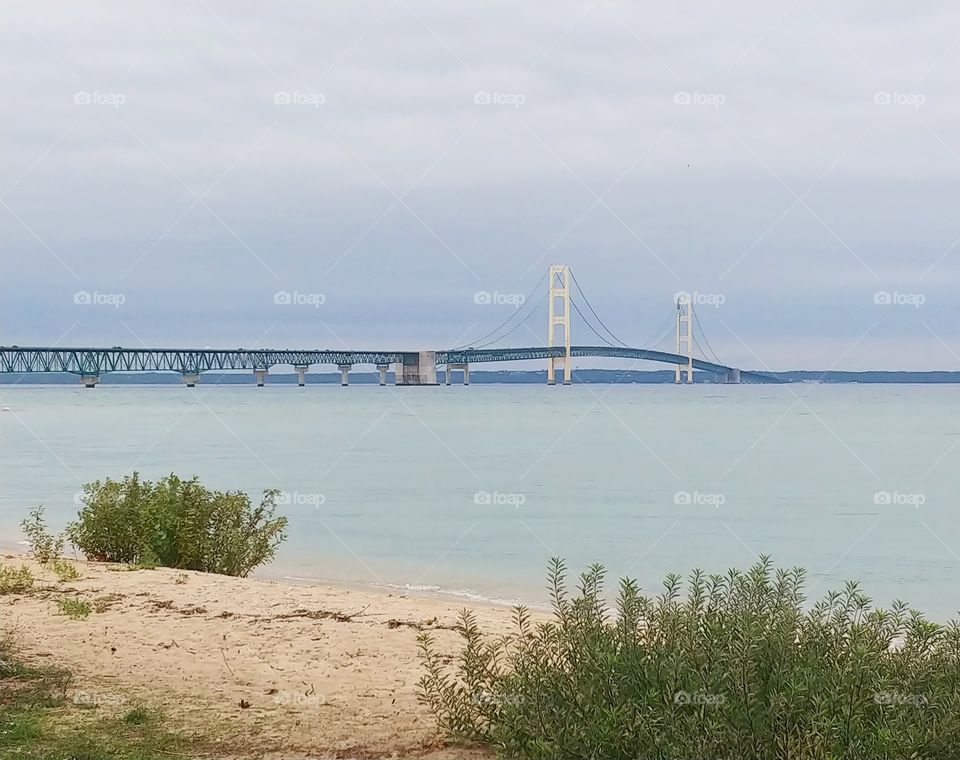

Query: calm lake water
[[2, 383, 959, 617]]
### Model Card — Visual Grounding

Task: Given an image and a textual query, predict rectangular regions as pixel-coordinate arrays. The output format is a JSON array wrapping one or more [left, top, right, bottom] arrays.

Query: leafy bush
[[0, 564, 34, 594], [20, 507, 64, 564], [56, 597, 92, 620], [51, 558, 80, 582], [419, 557, 960, 760], [66, 473, 287, 577]]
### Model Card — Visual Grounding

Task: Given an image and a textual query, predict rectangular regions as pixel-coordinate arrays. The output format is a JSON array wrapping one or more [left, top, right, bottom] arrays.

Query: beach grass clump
[[56, 597, 92, 620], [51, 557, 80, 582], [419, 556, 960, 760], [1, 635, 189, 759], [66, 472, 287, 577], [0, 564, 34, 594]]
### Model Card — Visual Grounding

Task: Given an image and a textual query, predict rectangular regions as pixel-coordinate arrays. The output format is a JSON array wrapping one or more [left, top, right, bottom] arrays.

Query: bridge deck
[[0, 345, 778, 382]]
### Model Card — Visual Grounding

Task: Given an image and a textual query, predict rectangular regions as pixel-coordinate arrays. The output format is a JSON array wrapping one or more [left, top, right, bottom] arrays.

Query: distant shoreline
[[4, 370, 960, 384]]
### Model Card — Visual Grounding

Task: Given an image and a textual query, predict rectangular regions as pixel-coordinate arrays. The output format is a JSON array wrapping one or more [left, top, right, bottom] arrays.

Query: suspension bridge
[[0, 266, 779, 387]]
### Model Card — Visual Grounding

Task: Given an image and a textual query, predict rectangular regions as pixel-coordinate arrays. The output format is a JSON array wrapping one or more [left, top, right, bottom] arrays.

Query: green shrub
[[0, 564, 34, 594], [57, 597, 92, 620], [51, 558, 80, 582], [66, 473, 287, 577], [419, 557, 960, 760], [20, 507, 64, 565]]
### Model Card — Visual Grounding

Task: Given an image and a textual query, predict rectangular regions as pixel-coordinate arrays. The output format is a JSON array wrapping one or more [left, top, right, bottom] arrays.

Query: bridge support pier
[[445, 362, 469, 385], [376, 363, 390, 386], [724, 368, 741, 384], [397, 352, 438, 385], [254, 368, 268, 387], [338, 364, 351, 386], [79, 374, 99, 389], [294, 365, 308, 387], [180, 372, 200, 388]]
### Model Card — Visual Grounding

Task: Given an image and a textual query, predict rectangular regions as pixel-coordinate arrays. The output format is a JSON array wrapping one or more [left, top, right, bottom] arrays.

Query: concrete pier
[[181, 372, 200, 387], [254, 368, 268, 387], [397, 351, 438, 385], [294, 365, 308, 387], [376, 363, 390, 386], [338, 363, 351, 386], [79, 374, 99, 388], [445, 362, 469, 385], [724, 368, 741, 384]]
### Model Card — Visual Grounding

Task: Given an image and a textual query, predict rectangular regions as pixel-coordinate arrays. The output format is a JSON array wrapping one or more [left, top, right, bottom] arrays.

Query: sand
[[1, 555, 543, 759]]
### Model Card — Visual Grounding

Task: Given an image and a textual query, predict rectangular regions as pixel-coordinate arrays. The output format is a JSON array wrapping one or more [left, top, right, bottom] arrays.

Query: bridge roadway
[[0, 345, 778, 384]]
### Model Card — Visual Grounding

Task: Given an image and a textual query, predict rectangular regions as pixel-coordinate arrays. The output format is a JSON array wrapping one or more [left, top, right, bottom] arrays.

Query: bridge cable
[[451, 270, 548, 350], [568, 298, 621, 348], [463, 289, 550, 350], [691, 308, 725, 365], [568, 270, 632, 348]]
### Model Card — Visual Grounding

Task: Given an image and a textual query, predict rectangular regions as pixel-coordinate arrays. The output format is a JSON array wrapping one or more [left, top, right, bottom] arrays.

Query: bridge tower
[[675, 297, 694, 384], [547, 265, 572, 385]]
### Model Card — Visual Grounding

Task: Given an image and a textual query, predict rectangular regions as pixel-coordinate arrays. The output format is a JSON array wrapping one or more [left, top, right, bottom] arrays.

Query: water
[[2, 383, 959, 617]]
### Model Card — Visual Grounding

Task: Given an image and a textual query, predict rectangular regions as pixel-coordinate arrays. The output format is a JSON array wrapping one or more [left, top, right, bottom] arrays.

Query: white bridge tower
[[675, 296, 694, 384], [547, 264, 572, 385]]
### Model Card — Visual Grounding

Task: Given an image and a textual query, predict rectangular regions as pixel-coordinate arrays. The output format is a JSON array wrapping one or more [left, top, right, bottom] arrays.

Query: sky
[[3, 1, 960, 371]]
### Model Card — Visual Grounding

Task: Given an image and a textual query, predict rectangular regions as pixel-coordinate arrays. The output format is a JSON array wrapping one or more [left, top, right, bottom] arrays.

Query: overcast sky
[[2, 1, 959, 370]]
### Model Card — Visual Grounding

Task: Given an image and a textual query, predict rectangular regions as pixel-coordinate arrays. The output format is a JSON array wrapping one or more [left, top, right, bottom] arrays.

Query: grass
[[0, 635, 192, 760], [56, 598, 93, 620], [51, 558, 81, 582], [0, 564, 34, 594]]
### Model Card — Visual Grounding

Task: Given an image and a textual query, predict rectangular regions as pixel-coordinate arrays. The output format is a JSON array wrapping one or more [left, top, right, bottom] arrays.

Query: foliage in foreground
[[419, 557, 960, 760], [66, 473, 288, 577], [20, 507, 64, 565], [0, 635, 187, 760], [0, 563, 34, 594]]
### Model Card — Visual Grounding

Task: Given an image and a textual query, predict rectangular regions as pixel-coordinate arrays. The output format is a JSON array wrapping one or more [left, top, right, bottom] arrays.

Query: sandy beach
[[1, 554, 539, 759]]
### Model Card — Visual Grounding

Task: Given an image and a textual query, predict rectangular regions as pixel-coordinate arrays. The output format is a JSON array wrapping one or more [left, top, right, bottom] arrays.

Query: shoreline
[[1, 553, 542, 758]]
